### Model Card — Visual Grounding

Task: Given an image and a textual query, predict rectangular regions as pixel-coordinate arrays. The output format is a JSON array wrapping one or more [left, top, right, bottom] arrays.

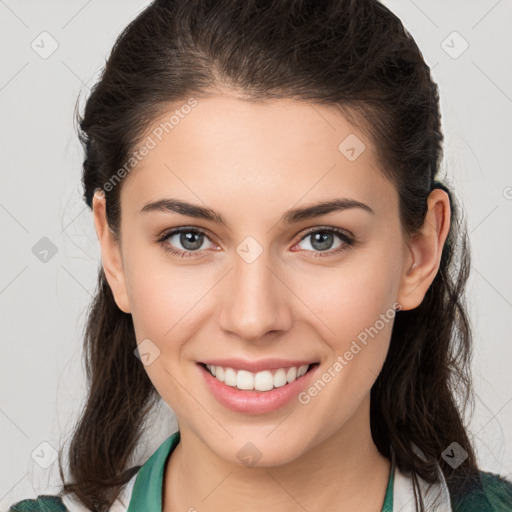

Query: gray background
[[1, 0, 511, 508]]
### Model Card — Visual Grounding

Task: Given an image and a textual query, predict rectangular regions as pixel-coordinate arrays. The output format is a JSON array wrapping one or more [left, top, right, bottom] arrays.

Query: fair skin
[[93, 92, 450, 512]]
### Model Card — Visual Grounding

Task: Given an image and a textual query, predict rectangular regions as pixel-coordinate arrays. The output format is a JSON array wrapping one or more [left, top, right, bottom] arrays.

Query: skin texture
[[93, 93, 450, 512]]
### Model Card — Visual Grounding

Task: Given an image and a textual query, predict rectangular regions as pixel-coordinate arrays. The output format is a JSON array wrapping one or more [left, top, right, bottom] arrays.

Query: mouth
[[197, 360, 320, 414], [198, 361, 320, 392]]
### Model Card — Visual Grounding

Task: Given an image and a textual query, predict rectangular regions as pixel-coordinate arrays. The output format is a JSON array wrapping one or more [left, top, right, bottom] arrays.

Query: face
[[94, 93, 443, 467]]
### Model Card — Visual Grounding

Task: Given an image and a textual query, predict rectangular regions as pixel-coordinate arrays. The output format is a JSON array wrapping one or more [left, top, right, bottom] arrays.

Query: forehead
[[121, 94, 397, 222]]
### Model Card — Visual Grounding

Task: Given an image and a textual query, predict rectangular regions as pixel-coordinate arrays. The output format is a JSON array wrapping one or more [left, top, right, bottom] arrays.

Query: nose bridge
[[218, 239, 292, 340]]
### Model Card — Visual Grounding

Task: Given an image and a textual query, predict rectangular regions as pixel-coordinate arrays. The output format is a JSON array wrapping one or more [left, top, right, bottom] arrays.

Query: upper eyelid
[[158, 226, 217, 244], [298, 225, 354, 240]]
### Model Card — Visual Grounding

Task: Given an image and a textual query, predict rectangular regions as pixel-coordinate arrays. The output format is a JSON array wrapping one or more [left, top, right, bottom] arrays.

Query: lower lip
[[198, 363, 319, 415]]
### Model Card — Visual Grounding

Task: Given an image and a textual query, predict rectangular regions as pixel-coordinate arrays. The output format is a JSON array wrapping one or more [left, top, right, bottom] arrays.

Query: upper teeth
[[206, 364, 310, 392]]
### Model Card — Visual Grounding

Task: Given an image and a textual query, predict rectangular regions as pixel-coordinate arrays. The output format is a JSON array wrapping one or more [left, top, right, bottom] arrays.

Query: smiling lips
[[198, 359, 319, 414]]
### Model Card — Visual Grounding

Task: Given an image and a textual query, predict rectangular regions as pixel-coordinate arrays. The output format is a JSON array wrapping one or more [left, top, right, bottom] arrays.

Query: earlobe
[[397, 189, 451, 311], [92, 189, 131, 314]]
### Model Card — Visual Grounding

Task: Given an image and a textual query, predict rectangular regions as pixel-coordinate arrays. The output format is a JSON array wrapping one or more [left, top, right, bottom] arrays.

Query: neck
[[163, 395, 391, 512]]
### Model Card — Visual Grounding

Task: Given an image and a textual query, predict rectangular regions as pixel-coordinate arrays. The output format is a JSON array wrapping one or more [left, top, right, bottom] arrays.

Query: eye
[[293, 227, 354, 257], [157, 227, 216, 258]]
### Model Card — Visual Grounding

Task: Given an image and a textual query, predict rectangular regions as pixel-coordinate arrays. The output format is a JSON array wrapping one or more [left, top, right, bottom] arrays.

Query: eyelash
[[156, 226, 356, 259]]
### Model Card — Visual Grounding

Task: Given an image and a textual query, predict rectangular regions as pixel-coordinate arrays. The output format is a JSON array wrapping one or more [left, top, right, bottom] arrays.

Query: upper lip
[[200, 358, 317, 373]]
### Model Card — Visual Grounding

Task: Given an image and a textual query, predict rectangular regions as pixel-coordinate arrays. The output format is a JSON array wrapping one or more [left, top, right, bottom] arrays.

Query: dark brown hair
[[59, 0, 480, 510]]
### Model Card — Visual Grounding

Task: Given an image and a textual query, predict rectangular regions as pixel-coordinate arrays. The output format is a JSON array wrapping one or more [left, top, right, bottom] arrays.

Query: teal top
[[8, 431, 512, 511], [122, 431, 394, 512]]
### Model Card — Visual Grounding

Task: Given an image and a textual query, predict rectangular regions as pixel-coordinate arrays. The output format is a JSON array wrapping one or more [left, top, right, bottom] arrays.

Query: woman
[[9, 0, 512, 511]]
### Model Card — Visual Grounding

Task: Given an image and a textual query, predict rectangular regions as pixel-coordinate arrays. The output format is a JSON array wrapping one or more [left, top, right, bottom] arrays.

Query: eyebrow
[[140, 197, 374, 225]]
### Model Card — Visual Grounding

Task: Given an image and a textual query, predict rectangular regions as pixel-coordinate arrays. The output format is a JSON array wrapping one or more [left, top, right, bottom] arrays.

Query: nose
[[218, 249, 292, 342]]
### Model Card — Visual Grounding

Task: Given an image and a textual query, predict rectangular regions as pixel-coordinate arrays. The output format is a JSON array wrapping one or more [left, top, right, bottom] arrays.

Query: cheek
[[123, 255, 205, 409], [291, 245, 403, 345], [127, 264, 207, 344], [292, 251, 401, 434], [121, 232, 208, 337]]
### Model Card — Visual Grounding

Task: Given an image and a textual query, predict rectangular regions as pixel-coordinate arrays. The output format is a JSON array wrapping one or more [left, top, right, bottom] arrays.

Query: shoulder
[[450, 470, 512, 511], [8, 495, 70, 512], [8, 464, 141, 512]]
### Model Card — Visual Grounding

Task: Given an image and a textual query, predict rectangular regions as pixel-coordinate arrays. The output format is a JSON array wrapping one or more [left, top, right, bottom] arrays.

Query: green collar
[[127, 430, 181, 512], [127, 430, 394, 512], [382, 453, 395, 511]]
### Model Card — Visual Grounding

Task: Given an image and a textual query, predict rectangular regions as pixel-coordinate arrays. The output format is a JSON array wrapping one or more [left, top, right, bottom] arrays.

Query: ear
[[92, 189, 131, 314], [397, 188, 451, 311]]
